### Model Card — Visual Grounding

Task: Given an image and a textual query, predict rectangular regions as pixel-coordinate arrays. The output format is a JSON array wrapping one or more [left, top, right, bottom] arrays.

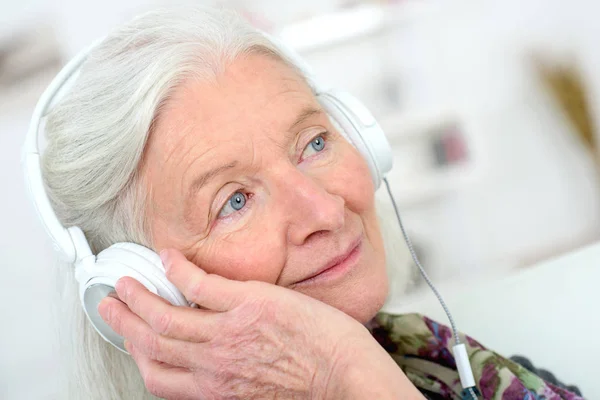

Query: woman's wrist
[[321, 328, 424, 400]]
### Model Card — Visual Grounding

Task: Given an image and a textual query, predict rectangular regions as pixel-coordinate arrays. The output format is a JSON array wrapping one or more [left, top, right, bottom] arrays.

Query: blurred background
[[2, 0, 600, 398]]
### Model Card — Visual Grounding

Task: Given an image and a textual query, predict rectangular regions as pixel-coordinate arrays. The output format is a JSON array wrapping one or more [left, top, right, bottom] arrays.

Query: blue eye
[[311, 136, 325, 151], [218, 191, 247, 218], [301, 135, 326, 159]]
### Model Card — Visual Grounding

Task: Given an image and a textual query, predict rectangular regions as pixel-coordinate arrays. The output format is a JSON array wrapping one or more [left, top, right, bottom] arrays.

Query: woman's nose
[[277, 170, 345, 246]]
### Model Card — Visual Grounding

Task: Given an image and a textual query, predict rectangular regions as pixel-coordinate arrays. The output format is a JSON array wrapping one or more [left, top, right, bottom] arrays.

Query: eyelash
[[214, 131, 330, 223], [299, 131, 330, 162], [217, 191, 253, 221]]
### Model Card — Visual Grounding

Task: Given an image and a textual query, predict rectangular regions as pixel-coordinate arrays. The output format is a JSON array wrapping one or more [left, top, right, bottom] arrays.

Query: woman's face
[[141, 54, 388, 323]]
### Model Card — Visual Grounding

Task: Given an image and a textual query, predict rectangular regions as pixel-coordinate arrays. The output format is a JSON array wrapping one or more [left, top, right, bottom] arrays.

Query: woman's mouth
[[293, 235, 363, 286]]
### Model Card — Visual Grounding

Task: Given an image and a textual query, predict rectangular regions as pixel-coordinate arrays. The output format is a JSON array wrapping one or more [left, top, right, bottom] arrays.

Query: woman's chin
[[337, 283, 389, 324], [294, 261, 389, 324]]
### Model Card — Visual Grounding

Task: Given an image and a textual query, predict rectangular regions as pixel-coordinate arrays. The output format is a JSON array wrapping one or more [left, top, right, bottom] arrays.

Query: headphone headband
[[22, 40, 102, 263]]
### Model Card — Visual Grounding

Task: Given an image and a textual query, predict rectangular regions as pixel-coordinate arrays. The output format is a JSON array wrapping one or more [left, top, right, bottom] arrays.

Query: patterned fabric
[[371, 313, 584, 400]]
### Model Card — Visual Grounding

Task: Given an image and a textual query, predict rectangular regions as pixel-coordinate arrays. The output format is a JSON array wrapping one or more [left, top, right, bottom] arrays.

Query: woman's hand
[[98, 249, 422, 400]]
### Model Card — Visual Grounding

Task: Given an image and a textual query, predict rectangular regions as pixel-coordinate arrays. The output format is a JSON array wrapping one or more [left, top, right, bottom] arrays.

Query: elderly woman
[[39, 6, 582, 400]]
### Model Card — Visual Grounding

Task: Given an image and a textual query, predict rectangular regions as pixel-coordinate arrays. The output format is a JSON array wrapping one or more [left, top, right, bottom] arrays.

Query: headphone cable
[[383, 177, 478, 400]]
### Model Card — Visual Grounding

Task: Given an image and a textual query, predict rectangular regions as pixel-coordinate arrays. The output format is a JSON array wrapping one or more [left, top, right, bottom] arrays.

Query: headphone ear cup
[[78, 242, 189, 353], [318, 91, 393, 188], [95, 243, 188, 305], [108, 242, 165, 273]]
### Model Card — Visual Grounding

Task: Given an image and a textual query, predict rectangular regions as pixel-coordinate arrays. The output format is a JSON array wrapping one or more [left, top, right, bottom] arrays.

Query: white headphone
[[22, 32, 393, 352]]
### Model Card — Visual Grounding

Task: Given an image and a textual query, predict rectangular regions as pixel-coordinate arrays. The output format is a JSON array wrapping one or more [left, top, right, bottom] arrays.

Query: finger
[[115, 276, 221, 342], [161, 248, 248, 311], [127, 341, 202, 400], [97, 296, 194, 367]]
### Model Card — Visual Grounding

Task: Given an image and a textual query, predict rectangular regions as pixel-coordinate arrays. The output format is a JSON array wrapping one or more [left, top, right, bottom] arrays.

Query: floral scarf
[[371, 313, 584, 400]]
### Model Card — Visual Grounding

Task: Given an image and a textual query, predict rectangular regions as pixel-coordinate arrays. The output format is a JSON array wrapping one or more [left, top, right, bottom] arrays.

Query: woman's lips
[[293, 235, 363, 286]]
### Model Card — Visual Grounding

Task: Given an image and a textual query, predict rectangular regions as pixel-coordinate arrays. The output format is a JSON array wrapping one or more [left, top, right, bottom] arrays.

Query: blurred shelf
[[380, 108, 461, 144], [377, 108, 482, 207], [274, 1, 437, 54], [383, 160, 478, 207]]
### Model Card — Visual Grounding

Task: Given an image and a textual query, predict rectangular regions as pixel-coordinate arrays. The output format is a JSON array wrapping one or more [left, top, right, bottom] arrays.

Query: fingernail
[[115, 278, 125, 294], [160, 249, 171, 271], [123, 339, 131, 352], [97, 298, 112, 321]]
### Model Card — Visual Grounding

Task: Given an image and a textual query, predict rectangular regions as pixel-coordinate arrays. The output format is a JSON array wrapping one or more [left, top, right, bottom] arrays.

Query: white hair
[[42, 6, 411, 399]]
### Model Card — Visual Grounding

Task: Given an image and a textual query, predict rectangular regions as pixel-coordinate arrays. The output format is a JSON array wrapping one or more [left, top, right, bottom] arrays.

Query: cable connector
[[453, 343, 475, 389]]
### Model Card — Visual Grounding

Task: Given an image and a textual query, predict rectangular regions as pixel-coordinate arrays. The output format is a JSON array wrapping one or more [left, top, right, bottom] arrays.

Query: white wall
[[0, 0, 52, 39], [0, 92, 59, 399]]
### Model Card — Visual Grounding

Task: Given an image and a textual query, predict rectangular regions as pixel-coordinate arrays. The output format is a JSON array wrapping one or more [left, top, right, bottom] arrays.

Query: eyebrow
[[188, 161, 238, 196], [288, 106, 324, 133]]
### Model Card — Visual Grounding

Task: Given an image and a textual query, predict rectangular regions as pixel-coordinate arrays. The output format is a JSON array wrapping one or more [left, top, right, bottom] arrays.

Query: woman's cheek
[[336, 149, 375, 209], [197, 235, 286, 283]]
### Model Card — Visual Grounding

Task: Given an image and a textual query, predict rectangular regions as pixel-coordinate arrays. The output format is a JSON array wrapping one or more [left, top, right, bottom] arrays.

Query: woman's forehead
[[152, 54, 318, 151]]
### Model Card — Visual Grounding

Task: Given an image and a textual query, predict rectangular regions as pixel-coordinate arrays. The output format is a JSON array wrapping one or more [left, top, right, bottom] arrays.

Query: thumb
[[161, 248, 246, 312]]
